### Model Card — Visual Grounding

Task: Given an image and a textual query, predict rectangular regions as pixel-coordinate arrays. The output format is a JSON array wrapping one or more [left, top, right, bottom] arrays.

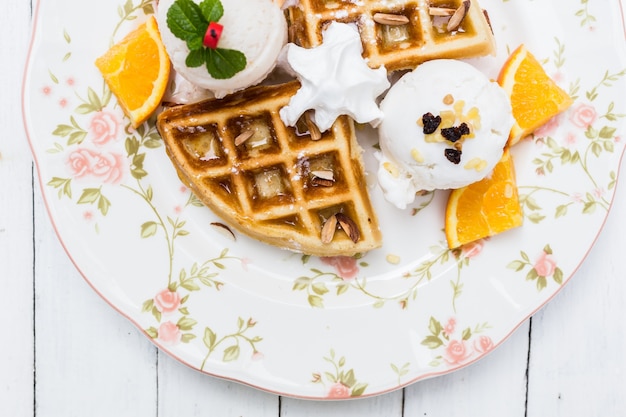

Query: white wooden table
[[3, 1, 626, 416]]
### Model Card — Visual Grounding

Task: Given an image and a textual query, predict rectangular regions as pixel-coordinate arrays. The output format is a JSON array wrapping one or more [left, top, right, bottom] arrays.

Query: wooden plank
[[527, 174, 626, 415], [33, 185, 159, 417], [0, 0, 36, 415], [281, 389, 403, 416], [403, 321, 530, 415], [157, 352, 279, 416]]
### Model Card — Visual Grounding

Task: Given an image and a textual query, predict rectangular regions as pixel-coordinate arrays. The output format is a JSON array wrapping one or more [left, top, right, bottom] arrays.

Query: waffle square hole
[[298, 152, 346, 194], [228, 113, 280, 159], [179, 124, 227, 166], [288, 114, 333, 147], [429, 0, 476, 37], [247, 165, 294, 206], [374, 7, 422, 52], [315, 203, 361, 242]]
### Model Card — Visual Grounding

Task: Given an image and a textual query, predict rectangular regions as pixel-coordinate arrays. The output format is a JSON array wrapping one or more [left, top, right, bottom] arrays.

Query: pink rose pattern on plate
[[507, 244, 564, 291], [312, 350, 368, 398], [35, 0, 626, 396], [520, 44, 624, 221], [421, 316, 493, 367], [44, 0, 263, 369]]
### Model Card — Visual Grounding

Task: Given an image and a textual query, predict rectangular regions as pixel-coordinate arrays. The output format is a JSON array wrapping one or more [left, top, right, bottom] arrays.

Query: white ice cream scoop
[[377, 59, 514, 209], [156, 0, 287, 98]]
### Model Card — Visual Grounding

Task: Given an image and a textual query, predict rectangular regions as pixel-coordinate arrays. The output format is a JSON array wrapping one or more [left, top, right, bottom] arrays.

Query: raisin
[[445, 148, 462, 164], [422, 112, 441, 134], [441, 122, 470, 143]]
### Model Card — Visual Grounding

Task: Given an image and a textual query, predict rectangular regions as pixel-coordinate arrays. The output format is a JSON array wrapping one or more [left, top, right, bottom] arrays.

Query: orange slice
[[445, 148, 523, 249], [497, 44, 573, 146], [95, 16, 170, 128]]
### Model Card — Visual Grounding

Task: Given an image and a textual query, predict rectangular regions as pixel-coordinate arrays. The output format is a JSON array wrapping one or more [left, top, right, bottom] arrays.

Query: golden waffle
[[286, 0, 496, 72], [156, 81, 382, 256]]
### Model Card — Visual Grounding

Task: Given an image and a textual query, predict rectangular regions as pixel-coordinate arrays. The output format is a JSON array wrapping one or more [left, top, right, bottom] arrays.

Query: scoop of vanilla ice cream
[[157, 0, 287, 98], [377, 59, 514, 209]]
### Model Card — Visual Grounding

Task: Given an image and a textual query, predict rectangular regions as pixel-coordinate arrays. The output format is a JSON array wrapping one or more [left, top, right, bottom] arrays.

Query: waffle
[[156, 81, 382, 256], [286, 0, 496, 72]]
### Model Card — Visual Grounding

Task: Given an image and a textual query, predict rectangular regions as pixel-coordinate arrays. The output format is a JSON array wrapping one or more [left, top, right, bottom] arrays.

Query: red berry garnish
[[203, 22, 223, 49]]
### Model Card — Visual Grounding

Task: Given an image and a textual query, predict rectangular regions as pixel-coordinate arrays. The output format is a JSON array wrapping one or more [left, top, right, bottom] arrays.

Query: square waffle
[[286, 0, 496, 72], [156, 81, 382, 256]]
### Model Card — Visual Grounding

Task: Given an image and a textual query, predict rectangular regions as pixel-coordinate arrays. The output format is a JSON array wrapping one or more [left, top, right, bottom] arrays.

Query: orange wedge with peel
[[497, 44, 573, 146], [95, 16, 170, 128], [445, 148, 523, 249]]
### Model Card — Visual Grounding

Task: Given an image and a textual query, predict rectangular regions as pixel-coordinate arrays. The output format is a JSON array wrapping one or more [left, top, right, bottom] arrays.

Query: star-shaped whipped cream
[[279, 22, 390, 132]]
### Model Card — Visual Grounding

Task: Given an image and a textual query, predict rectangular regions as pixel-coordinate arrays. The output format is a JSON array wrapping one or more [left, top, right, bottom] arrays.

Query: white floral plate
[[22, 0, 626, 399]]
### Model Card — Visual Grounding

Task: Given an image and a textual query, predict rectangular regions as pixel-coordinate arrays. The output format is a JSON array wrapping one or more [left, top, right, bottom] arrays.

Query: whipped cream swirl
[[279, 22, 390, 132]]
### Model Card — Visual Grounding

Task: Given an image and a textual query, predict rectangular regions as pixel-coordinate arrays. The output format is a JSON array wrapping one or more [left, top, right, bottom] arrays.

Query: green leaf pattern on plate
[[31, 0, 626, 397]]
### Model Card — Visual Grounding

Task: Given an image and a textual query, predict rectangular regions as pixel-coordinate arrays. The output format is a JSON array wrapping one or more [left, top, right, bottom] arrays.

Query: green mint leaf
[[199, 0, 223, 23], [185, 49, 205, 68], [167, 0, 208, 50], [205, 48, 247, 79]]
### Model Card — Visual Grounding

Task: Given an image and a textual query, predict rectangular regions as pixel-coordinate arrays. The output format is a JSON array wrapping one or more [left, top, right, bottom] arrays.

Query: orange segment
[[445, 148, 523, 249], [95, 16, 170, 128], [497, 44, 573, 146]]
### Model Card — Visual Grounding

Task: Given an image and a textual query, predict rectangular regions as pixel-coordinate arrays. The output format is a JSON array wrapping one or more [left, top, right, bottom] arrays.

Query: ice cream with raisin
[[376, 59, 514, 209]]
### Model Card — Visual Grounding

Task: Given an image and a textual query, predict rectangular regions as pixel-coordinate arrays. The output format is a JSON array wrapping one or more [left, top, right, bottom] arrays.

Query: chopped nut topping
[[422, 112, 441, 134], [443, 94, 454, 105], [373, 13, 410, 26], [429, 7, 456, 16], [311, 170, 334, 181], [464, 157, 488, 171], [210, 222, 236, 241], [310, 170, 335, 187], [483, 10, 493, 34], [445, 148, 462, 164], [440, 110, 456, 126], [386, 254, 401, 264], [304, 111, 322, 140], [321, 215, 338, 244], [447, 1, 470, 32], [234, 130, 254, 146], [383, 161, 400, 178], [411, 148, 424, 163], [311, 178, 334, 187], [335, 213, 361, 243]]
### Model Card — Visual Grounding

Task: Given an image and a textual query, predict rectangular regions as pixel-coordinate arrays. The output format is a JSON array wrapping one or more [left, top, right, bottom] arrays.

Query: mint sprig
[[166, 0, 246, 79]]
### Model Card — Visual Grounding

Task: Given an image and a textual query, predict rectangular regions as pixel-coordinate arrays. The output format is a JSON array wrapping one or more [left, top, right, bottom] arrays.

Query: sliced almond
[[234, 130, 254, 146], [429, 7, 456, 16], [373, 13, 410, 26], [311, 170, 335, 187], [304, 111, 322, 140], [311, 170, 334, 181], [483, 9, 494, 34], [447, 1, 470, 32], [321, 215, 338, 244], [311, 178, 335, 187], [335, 213, 361, 243], [210, 222, 236, 241]]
